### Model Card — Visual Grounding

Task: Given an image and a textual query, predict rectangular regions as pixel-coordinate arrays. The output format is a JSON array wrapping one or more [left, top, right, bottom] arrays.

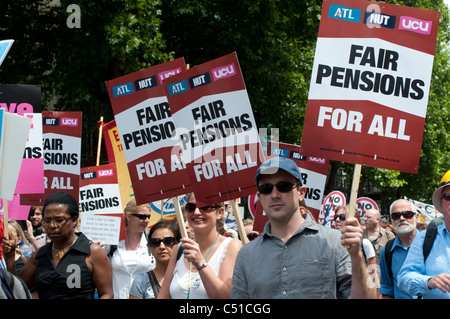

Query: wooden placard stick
[[173, 197, 188, 239], [347, 164, 362, 219], [230, 199, 248, 245], [96, 116, 104, 166], [160, 199, 164, 221]]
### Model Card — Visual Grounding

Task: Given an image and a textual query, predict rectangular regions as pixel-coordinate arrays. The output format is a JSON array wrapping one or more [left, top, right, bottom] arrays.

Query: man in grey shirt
[[231, 157, 376, 299]]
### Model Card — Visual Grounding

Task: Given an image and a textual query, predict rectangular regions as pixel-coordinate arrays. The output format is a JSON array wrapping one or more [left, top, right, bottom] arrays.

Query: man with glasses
[[379, 199, 419, 299], [398, 170, 450, 299], [231, 157, 377, 299]]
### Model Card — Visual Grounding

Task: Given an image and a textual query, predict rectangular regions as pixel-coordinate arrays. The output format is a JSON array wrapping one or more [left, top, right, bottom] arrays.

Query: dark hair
[[148, 220, 178, 242], [43, 192, 79, 220]]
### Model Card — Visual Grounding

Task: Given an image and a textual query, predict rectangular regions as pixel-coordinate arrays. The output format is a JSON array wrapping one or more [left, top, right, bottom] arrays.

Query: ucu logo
[[61, 117, 78, 127], [212, 63, 236, 81], [158, 67, 182, 84], [399, 16, 432, 35], [308, 157, 326, 164], [97, 169, 113, 177]]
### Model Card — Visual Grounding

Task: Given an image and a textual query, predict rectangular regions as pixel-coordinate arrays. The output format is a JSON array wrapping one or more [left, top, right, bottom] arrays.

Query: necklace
[[52, 236, 78, 260], [187, 233, 219, 299]]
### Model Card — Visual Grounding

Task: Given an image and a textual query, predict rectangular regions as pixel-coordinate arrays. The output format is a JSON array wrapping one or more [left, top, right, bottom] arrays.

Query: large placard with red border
[[105, 58, 190, 205], [164, 52, 264, 206], [300, 0, 440, 174], [21, 111, 82, 205], [79, 163, 126, 243], [251, 142, 329, 231]]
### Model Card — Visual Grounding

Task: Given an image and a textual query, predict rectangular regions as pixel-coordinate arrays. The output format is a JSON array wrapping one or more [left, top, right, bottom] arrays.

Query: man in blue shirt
[[379, 199, 419, 299], [398, 170, 450, 298]]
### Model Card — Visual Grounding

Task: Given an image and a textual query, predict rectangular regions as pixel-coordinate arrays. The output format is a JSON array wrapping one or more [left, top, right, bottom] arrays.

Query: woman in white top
[[109, 199, 155, 299], [158, 193, 242, 299]]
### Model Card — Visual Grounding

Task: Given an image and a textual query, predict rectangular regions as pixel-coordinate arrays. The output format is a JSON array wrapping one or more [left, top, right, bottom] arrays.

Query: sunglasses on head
[[442, 193, 450, 201], [391, 211, 415, 221], [149, 237, 177, 248], [257, 181, 298, 195], [333, 214, 346, 221], [185, 202, 221, 213], [131, 213, 150, 220]]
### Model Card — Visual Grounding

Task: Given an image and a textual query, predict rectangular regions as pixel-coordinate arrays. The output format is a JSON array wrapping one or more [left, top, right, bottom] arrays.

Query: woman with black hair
[[2, 192, 113, 299]]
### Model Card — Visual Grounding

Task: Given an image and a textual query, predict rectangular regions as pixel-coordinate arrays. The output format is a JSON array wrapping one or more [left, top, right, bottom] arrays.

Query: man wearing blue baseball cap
[[231, 157, 377, 299]]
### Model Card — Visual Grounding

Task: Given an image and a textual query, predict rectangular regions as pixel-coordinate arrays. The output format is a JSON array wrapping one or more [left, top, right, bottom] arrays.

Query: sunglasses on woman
[[131, 213, 151, 220], [149, 237, 177, 248], [333, 214, 346, 221], [391, 211, 415, 221], [257, 181, 298, 195], [185, 202, 221, 213]]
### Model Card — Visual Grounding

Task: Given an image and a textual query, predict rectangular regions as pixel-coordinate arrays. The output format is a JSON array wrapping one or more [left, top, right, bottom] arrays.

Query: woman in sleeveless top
[[158, 193, 242, 299], [2, 192, 113, 299]]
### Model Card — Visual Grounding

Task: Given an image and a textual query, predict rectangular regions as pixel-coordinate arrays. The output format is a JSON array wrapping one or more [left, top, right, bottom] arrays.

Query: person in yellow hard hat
[[397, 170, 450, 299], [432, 170, 450, 213]]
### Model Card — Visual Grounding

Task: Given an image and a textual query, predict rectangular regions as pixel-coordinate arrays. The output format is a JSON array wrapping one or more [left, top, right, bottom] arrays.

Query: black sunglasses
[[185, 202, 220, 213], [391, 211, 415, 221], [149, 237, 177, 248], [333, 214, 346, 221], [257, 181, 298, 195], [247, 233, 259, 241], [132, 213, 151, 220], [442, 193, 450, 201]]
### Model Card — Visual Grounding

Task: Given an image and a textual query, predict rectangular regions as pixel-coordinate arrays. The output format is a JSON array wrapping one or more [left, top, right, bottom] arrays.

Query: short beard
[[394, 222, 416, 235]]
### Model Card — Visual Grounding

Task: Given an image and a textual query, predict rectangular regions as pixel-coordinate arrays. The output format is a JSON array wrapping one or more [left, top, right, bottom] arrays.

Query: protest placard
[[0, 39, 14, 67], [251, 142, 329, 230], [164, 52, 264, 207], [300, 0, 440, 174], [105, 58, 190, 205], [267, 142, 328, 220], [101, 119, 134, 210], [320, 191, 346, 227], [356, 196, 379, 226], [0, 84, 44, 194], [79, 163, 125, 244], [149, 195, 189, 222], [0, 111, 32, 201], [21, 111, 82, 205]]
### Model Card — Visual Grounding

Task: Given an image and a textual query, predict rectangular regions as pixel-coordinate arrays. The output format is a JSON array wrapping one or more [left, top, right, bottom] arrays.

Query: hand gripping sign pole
[[344, 164, 362, 249], [230, 199, 248, 245]]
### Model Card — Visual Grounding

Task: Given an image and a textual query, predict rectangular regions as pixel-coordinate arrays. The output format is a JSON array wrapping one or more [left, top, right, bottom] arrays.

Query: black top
[[34, 232, 95, 299]]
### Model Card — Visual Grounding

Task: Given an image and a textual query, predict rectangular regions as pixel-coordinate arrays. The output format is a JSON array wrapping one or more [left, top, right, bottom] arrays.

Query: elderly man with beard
[[379, 199, 420, 299]]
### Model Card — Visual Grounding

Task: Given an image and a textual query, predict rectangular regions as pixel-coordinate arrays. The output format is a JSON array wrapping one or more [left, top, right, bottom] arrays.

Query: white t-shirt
[[110, 233, 156, 299], [362, 238, 376, 260]]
